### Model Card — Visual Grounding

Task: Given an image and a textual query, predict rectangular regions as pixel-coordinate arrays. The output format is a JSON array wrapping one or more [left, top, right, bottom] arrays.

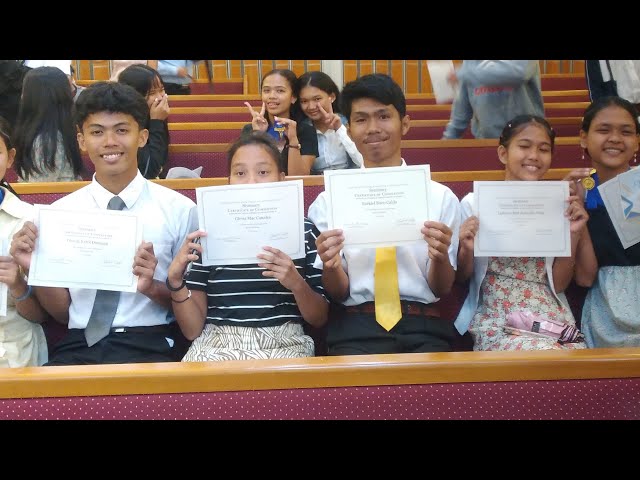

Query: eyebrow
[[231, 161, 276, 168], [86, 121, 132, 129], [351, 107, 391, 116]]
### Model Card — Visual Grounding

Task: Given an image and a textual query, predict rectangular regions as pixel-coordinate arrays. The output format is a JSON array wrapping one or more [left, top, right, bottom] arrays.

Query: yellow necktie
[[374, 246, 402, 331]]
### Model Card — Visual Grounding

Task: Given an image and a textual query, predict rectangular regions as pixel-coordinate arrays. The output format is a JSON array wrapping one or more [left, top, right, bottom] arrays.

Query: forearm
[[141, 279, 172, 310], [552, 233, 581, 292], [321, 265, 349, 302], [290, 280, 329, 328], [171, 287, 207, 341], [11, 279, 49, 324], [287, 148, 313, 176], [33, 286, 70, 324], [428, 259, 455, 297], [574, 229, 598, 287], [455, 246, 475, 283]]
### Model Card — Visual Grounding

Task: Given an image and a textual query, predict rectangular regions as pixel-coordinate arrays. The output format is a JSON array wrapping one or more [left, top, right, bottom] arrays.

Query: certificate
[[426, 60, 458, 104], [28, 206, 142, 292], [1, 239, 7, 317], [324, 165, 431, 248], [473, 181, 571, 257], [599, 166, 640, 249], [196, 180, 305, 266]]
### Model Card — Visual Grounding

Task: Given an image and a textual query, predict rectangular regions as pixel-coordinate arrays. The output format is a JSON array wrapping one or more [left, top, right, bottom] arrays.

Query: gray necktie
[[84, 196, 126, 347]]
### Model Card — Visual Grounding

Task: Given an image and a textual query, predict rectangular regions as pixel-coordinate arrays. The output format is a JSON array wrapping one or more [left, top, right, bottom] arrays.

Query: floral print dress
[[469, 256, 586, 351]]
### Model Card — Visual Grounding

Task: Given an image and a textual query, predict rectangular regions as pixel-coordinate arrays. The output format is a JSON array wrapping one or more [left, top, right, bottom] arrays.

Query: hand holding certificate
[[324, 165, 431, 248], [473, 181, 571, 257], [28, 206, 142, 292], [196, 180, 305, 266], [599, 166, 640, 249]]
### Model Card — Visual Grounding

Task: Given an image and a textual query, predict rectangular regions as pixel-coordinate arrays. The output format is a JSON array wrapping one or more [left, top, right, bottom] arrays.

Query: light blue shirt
[[157, 60, 196, 85]]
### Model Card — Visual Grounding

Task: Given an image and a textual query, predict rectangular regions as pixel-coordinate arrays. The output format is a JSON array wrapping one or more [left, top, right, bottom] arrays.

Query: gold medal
[[582, 168, 597, 191]]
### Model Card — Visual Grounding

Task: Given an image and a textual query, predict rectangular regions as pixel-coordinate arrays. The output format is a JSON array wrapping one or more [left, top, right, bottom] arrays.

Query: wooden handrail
[[1, 347, 639, 399], [11, 169, 576, 195]]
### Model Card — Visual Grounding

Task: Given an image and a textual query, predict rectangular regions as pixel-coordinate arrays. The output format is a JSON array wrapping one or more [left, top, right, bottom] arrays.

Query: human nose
[[104, 130, 118, 145]]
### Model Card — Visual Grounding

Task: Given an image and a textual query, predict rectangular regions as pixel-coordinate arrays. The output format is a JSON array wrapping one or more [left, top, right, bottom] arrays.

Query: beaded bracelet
[[165, 276, 186, 292], [171, 289, 191, 304], [11, 284, 33, 302]]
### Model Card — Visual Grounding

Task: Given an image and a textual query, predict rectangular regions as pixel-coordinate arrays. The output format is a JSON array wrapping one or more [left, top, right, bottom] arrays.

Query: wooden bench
[[159, 137, 585, 179], [1, 348, 638, 419], [166, 90, 590, 108]]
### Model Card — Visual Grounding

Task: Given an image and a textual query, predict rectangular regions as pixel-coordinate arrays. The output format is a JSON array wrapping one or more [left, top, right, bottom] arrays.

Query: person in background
[[13, 66, 84, 182], [167, 132, 328, 361], [118, 64, 170, 179], [157, 60, 196, 95], [0, 116, 49, 366], [11, 82, 196, 365], [110, 60, 158, 81], [442, 60, 544, 140], [454, 115, 591, 350], [0, 61, 30, 125], [585, 61, 640, 115], [242, 69, 318, 175], [297, 71, 363, 174], [309, 73, 461, 355], [577, 96, 640, 347]]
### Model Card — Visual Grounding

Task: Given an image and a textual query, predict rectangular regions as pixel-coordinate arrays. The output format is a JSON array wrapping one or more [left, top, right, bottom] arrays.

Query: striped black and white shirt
[[185, 218, 327, 328]]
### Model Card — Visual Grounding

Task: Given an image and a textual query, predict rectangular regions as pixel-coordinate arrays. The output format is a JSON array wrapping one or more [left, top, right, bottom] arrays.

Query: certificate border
[[28, 206, 141, 292], [324, 165, 431, 249], [196, 180, 305, 266], [473, 181, 571, 257]]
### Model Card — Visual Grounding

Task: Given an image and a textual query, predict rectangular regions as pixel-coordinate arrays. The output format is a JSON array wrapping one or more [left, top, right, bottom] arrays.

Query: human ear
[[497, 145, 508, 166]]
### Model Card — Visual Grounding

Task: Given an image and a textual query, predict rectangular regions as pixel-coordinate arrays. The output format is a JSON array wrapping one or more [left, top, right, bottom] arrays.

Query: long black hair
[[0, 115, 19, 197]]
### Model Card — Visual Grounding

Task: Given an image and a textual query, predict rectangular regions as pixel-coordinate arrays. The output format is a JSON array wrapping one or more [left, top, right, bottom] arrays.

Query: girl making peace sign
[[242, 69, 318, 176]]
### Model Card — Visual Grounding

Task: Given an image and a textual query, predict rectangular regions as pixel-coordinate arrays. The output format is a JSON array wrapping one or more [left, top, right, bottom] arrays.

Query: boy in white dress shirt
[[11, 82, 196, 365], [308, 73, 461, 355]]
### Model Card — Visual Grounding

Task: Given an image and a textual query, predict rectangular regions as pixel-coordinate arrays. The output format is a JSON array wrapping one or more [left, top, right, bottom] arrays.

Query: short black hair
[[74, 81, 149, 131], [227, 131, 283, 175], [340, 73, 406, 121]]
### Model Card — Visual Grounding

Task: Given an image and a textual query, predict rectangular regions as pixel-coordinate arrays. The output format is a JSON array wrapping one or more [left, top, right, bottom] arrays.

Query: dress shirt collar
[[360, 158, 407, 169], [88, 171, 145, 210]]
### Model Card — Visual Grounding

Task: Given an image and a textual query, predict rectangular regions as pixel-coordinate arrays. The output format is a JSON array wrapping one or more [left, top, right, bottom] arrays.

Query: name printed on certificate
[[324, 165, 431, 248], [0, 238, 7, 317], [28, 206, 142, 292], [473, 181, 571, 257], [196, 180, 305, 266]]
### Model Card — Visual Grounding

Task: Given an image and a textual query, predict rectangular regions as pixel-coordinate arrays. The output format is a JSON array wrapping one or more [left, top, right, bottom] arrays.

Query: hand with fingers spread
[[10, 221, 38, 273], [257, 246, 304, 291], [133, 241, 159, 295], [245, 101, 268, 132], [421, 220, 453, 262], [317, 103, 342, 131], [150, 93, 170, 121], [315, 229, 344, 270], [167, 230, 206, 288]]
